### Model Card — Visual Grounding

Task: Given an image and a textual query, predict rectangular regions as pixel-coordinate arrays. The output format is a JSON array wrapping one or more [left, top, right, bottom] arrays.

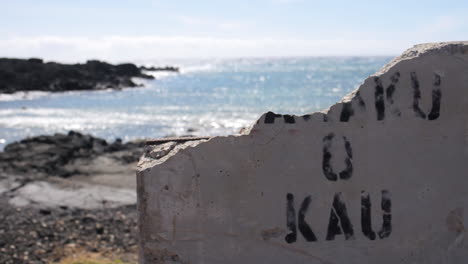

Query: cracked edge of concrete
[[136, 41, 468, 171], [137, 140, 211, 173], [376, 41, 468, 75], [253, 41, 468, 123]]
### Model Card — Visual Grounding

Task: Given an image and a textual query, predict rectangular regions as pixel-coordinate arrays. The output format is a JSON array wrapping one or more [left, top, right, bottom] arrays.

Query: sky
[[1, 0, 467, 62]]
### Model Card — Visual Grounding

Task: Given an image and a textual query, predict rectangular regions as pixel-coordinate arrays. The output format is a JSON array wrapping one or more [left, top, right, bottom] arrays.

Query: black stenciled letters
[[284, 129, 394, 243], [374, 77, 385, 120], [285, 193, 317, 243], [298, 196, 318, 242], [322, 133, 353, 181], [374, 72, 401, 121], [285, 190, 392, 242], [386, 72, 400, 105], [410, 72, 442, 120], [361, 190, 392, 240], [264, 112, 296, 124], [285, 193, 297, 243], [326, 192, 355, 240], [264, 111, 282, 124], [378, 190, 392, 238], [340, 102, 354, 122], [361, 191, 376, 240]]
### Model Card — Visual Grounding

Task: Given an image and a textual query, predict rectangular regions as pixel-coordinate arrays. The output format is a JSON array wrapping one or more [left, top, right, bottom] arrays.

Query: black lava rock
[[0, 200, 138, 264], [0, 58, 157, 93], [0, 131, 145, 178]]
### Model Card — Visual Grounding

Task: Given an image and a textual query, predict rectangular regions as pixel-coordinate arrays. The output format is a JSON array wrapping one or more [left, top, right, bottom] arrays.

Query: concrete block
[[137, 42, 468, 263]]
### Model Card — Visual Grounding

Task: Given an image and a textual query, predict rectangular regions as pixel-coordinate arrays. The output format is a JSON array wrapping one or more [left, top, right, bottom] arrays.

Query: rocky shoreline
[[0, 131, 145, 179], [0, 131, 189, 263], [0, 58, 178, 94], [0, 131, 145, 206], [0, 131, 149, 263], [0, 58, 184, 263], [0, 202, 138, 264]]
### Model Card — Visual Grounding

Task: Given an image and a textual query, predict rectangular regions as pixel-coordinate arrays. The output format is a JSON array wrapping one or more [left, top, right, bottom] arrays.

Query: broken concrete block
[[137, 42, 468, 263]]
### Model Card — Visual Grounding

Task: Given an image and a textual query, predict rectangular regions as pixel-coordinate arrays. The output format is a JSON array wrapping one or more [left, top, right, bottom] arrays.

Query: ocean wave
[[0, 89, 124, 102], [140, 70, 178, 80], [0, 91, 51, 102], [0, 107, 257, 148], [180, 63, 216, 74]]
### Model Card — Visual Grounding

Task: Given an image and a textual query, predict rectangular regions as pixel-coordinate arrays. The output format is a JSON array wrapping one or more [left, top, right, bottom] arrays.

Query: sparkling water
[[0, 57, 392, 149]]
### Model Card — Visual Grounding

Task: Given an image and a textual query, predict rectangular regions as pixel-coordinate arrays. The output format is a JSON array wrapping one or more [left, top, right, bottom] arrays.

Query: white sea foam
[[0, 107, 257, 147], [0, 89, 120, 102], [0, 91, 50, 102], [140, 70, 178, 80], [180, 63, 216, 74]]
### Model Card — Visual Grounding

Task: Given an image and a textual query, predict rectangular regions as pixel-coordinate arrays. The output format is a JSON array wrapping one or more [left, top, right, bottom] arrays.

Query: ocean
[[0, 57, 392, 149]]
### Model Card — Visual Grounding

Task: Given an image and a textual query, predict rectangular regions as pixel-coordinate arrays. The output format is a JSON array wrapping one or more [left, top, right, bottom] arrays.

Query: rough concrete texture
[[137, 42, 468, 263]]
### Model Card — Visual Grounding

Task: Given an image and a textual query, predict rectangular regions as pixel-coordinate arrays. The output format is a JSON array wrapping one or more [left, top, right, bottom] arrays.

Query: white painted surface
[[137, 42, 468, 263]]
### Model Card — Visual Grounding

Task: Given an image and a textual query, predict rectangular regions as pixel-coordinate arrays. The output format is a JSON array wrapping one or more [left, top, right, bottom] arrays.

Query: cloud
[[0, 35, 405, 62]]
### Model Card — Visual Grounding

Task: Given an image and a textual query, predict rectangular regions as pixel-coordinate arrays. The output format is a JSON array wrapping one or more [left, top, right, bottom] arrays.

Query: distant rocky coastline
[[0, 58, 179, 94], [140, 65, 179, 72]]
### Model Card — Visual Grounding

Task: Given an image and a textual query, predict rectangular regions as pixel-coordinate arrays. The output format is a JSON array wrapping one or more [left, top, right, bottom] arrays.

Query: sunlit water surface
[[0, 57, 392, 149]]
